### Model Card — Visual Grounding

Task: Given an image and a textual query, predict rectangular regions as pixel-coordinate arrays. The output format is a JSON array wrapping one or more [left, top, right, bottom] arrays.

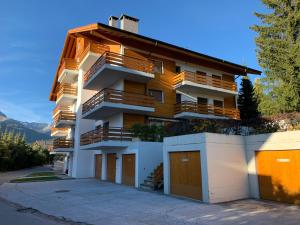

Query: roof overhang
[[49, 23, 261, 101]]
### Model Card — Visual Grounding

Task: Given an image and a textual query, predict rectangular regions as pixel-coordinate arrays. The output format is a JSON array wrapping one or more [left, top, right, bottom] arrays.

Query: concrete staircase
[[140, 162, 163, 191]]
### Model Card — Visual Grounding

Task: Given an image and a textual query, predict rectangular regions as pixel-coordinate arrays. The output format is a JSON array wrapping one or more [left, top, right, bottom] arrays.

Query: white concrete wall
[[163, 133, 248, 203], [205, 133, 248, 203], [97, 141, 163, 188], [137, 142, 163, 187], [244, 131, 300, 199], [71, 68, 96, 178], [163, 134, 209, 202]]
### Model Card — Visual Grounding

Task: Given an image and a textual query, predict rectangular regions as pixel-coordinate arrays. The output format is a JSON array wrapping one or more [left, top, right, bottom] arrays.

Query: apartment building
[[49, 15, 261, 188]]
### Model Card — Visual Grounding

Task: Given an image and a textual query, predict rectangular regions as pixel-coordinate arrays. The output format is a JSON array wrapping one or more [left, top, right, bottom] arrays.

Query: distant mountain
[[0, 111, 7, 121], [0, 111, 51, 143]]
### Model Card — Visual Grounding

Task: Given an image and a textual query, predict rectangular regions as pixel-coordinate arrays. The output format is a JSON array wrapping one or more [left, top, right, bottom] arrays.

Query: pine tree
[[251, 0, 300, 115], [238, 76, 260, 120]]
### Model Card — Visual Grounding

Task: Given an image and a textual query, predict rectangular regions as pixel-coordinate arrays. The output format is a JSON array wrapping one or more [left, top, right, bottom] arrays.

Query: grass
[[26, 171, 56, 177], [10, 171, 61, 183], [10, 176, 61, 183]]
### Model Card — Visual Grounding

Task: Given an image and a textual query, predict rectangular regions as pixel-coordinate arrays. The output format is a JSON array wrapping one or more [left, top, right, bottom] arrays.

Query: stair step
[[140, 183, 155, 191], [144, 179, 153, 185]]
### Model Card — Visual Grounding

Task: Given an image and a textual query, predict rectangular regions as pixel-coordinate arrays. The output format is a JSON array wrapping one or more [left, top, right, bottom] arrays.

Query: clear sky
[[0, 0, 267, 123]]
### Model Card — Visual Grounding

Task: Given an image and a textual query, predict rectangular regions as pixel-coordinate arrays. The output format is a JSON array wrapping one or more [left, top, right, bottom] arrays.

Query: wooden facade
[[49, 21, 261, 147]]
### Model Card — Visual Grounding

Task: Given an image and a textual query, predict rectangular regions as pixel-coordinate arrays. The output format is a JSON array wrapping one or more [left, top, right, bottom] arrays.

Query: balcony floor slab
[[82, 102, 154, 120], [84, 64, 154, 91]]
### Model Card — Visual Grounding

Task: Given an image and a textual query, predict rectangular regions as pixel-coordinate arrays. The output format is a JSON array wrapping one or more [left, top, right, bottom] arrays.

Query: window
[[176, 93, 182, 103], [212, 74, 222, 80], [175, 66, 181, 73], [213, 100, 223, 108], [149, 89, 164, 103], [152, 60, 163, 74], [197, 97, 208, 105], [196, 71, 207, 76]]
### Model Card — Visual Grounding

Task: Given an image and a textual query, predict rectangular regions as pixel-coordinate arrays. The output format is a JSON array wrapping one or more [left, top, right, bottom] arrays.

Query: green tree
[[238, 76, 260, 120], [251, 0, 300, 115]]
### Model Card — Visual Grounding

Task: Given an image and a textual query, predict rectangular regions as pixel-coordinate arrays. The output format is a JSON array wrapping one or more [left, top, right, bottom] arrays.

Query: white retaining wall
[[164, 133, 248, 203]]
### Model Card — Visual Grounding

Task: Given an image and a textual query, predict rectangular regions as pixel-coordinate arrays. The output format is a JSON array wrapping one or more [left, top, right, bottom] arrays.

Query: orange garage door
[[94, 154, 102, 179], [256, 150, 300, 204], [106, 153, 116, 183], [169, 151, 202, 200], [122, 154, 136, 186]]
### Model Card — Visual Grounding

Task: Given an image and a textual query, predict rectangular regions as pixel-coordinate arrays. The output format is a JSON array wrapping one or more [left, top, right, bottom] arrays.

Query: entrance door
[[122, 154, 136, 186], [94, 154, 102, 179], [256, 150, 300, 204], [169, 151, 202, 200], [106, 153, 116, 183]]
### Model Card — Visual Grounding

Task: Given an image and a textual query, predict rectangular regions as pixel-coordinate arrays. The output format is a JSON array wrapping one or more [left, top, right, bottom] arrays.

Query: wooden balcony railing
[[173, 71, 237, 91], [80, 127, 133, 146], [82, 88, 154, 115], [175, 101, 240, 119], [56, 84, 77, 100], [53, 111, 76, 125], [52, 105, 72, 117], [77, 42, 110, 63], [58, 58, 78, 79], [84, 52, 157, 84], [53, 138, 74, 149], [51, 127, 69, 135]]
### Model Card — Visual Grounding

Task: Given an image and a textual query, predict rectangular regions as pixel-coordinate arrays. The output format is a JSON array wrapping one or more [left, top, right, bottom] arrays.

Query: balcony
[[53, 111, 76, 128], [82, 89, 155, 119], [83, 52, 156, 90], [55, 84, 77, 105], [51, 127, 69, 137], [57, 58, 78, 84], [53, 138, 74, 152], [174, 71, 237, 96], [52, 105, 72, 118], [77, 43, 110, 70], [174, 101, 240, 120], [80, 127, 133, 150]]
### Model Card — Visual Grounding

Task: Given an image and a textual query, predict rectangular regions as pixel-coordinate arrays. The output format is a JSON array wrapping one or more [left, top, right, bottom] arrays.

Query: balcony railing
[[175, 101, 240, 119], [77, 42, 110, 63], [53, 111, 76, 125], [80, 127, 133, 146], [51, 127, 69, 136], [53, 138, 74, 149], [56, 84, 77, 100], [58, 58, 78, 79], [174, 71, 237, 92], [82, 88, 155, 115], [83, 52, 156, 85], [52, 105, 72, 117]]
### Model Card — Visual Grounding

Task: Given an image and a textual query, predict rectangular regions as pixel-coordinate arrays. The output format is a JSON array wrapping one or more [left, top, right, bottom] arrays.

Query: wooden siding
[[123, 113, 145, 129], [224, 96, 236, 109], [122, 154, 136, 186], [124, 80, 146, 94], [169, 151, 202, 200], [256, 150, 300, 205]]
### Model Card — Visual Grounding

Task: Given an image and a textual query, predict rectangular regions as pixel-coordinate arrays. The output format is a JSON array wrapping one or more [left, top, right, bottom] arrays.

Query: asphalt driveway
[[0, 179, 300, 225]]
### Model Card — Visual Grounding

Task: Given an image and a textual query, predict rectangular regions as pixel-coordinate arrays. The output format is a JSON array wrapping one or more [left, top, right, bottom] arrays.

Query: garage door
[[122, 154, 136, 186], [106, 153, 116, 183], [256, 150, 300, 204], [169, 151, 202, 200], [94, 154, 102, 179]]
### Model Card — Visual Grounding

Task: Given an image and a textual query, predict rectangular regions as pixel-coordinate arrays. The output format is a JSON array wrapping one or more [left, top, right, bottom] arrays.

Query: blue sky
[[0, 0, 267, 123]]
